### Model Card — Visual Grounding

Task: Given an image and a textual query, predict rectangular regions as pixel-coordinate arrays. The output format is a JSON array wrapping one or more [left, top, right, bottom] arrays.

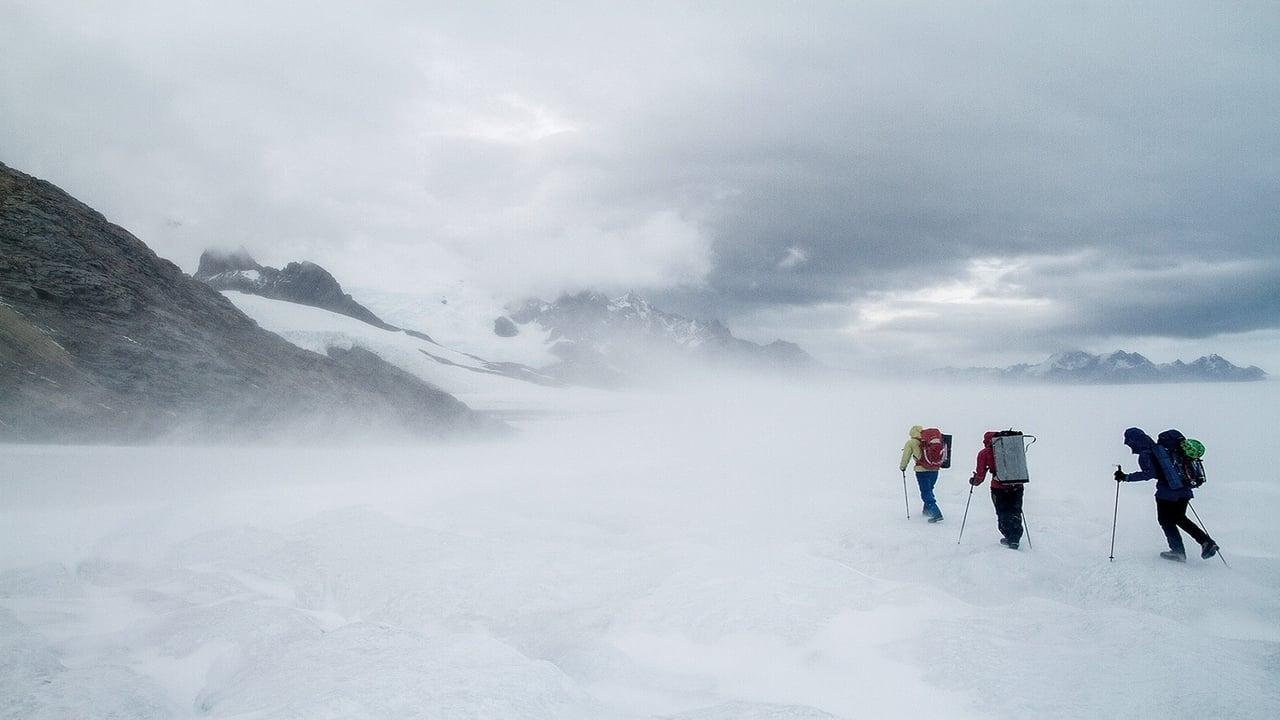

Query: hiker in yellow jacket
[[900, 425, 944, 522]]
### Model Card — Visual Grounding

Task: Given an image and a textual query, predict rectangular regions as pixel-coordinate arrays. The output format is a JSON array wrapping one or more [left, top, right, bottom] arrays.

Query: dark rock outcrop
[[0, 161, 490, 442], [195, 250, 392, 330], [493, 316, 519, 337]]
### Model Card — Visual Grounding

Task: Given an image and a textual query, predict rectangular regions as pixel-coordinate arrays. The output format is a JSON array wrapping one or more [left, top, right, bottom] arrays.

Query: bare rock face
[[493, 316, 519, 337], [195, 250, 391, 329], [194, 247, 262, 277], [0, 161, 491, 442]]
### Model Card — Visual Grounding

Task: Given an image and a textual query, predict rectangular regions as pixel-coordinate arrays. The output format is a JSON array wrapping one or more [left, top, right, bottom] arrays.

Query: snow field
[[221, 291, 613, 419], [347, 285, 559, 371], [1, 378, 1278, 718]]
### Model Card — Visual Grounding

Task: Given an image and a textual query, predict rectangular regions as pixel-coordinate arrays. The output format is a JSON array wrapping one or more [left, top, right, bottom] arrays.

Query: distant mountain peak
[[502, 290, 814, 385], [939, 349, 1265, 384], [195, 249, 393, 331], [197, 247, 262, 276]]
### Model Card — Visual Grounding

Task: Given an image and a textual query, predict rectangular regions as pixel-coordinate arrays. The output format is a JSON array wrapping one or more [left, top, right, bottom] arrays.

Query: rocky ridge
[[0, 161, 490, 442], [194, 249, 421, 335]]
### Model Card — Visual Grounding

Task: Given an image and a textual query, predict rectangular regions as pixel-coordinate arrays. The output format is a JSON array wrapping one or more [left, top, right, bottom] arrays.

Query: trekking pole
[[1109, 466, 1121, 562], [1022, 509, 1032, 550], [957, 484, 974, 544], [1187, 502, 1229, 568], [901, 470, 911, 519]]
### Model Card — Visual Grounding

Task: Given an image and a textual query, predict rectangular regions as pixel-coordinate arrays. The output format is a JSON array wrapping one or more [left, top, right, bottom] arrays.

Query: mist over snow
[[3, 2, 1280, 718], [3, 378, 1279, 719]]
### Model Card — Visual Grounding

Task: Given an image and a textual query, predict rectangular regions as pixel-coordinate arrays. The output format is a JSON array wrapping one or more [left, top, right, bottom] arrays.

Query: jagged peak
[[1189, 354, 1232, 369], [1044, 350, 1098, 370], [196, 247, 262, 277], [1100, 350, 1154, 369], [939, 349, 1265, 383], [562, 290, 611, 305], [502, 288, 812, 367], [609, 291, 651, 311], [194, 249, 390, 330]]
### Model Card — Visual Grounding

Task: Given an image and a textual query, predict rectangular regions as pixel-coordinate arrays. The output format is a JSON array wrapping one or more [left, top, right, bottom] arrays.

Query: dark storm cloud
[[2, 1, 1277, 365], [669, 4, 1279, 313], [1045, 258, 1280, 339]]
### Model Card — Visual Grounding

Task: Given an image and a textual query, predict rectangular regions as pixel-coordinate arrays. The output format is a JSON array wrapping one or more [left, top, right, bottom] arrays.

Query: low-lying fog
[[3, 377, 1277, 719]]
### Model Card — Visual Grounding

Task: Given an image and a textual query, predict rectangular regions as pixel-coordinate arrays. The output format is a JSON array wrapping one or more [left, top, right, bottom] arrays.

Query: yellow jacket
[[899, 425, 924, 472]]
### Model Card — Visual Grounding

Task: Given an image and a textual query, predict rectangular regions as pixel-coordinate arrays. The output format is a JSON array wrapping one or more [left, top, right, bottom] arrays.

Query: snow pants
[[990, 486, 1024, 544], [915, 471, 940, 516], [1156, 499, 1210, 554]]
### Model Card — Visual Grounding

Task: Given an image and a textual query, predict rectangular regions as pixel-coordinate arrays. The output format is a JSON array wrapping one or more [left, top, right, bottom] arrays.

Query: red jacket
[[973, 431, 1010, 490]]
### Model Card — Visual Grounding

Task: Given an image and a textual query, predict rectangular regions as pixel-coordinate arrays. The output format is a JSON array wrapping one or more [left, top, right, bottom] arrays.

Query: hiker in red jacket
[[970, 431, 1024, 549]]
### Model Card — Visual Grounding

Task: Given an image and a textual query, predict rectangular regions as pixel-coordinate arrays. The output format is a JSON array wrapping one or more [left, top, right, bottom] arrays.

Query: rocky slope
[[939, 350, 1266, 384], [0, 162, 489, 442]]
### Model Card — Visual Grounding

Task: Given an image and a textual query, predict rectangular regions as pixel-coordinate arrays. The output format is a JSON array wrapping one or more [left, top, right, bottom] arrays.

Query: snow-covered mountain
[[501, 291, 814, 386], [193, 250, 570, 392], [511, 292, 733, 348], [940, 350, 1266, 384], [221, 278, 817, 392], [195, 249, 402, 332], [218, 292, 612, 420]]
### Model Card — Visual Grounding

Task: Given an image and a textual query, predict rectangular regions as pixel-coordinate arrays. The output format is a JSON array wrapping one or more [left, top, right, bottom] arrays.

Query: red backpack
[[918, 427, 948, 470]]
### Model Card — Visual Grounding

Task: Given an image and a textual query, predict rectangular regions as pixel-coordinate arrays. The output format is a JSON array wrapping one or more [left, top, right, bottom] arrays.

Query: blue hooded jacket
[[1122, 427, 1193, 501]]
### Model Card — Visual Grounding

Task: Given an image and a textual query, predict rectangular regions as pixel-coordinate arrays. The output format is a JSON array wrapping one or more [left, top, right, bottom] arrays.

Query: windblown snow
[[2, 379, 1278, 719]]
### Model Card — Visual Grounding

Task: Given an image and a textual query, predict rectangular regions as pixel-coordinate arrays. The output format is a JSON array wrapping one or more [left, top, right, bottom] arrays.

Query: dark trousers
[[990, 486, 1024, 543], [1156, 499, 1210, 554]]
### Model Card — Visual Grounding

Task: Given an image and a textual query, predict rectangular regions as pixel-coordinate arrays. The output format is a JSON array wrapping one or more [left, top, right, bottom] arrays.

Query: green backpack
[[1180, 438, 1207, 487]]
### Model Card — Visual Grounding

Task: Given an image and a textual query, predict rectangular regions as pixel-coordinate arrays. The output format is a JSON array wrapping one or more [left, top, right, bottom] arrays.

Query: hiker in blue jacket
[[1114, 427, 1219, 562]]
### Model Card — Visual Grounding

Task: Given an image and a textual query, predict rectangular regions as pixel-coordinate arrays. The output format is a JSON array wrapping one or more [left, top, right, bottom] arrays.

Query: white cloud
[[777, 246, 808, 269], [2, 1, 1275, 368], [855, 256, 1055, 330]]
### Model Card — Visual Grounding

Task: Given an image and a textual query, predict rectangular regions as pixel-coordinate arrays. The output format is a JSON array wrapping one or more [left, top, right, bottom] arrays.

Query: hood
[[1123, 427, 1155, 454], [983, 431, 998, 448], [1157, 429, 1185, 452], [909, 425, 923, 439]]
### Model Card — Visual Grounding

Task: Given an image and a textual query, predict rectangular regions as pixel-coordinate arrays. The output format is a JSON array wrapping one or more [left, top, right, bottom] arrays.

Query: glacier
[[2, 376, 1277, 719]]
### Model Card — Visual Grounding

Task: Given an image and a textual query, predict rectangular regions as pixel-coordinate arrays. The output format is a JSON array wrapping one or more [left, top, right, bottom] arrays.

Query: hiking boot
[[1006, 541, 1019, 550], [1200, 540, 1220, 560], [1160, 550, 1187, 563], [999, 537, 1010, 547], [926, 508, 943, 523]]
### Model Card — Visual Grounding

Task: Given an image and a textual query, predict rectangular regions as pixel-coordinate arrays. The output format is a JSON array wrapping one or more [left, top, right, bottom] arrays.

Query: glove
[[969, 474, 981, 486], [1114, 469, 1126, 482]]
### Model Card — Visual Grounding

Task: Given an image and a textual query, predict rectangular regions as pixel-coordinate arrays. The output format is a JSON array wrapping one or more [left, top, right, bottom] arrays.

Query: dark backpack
[[1158, 429, 1206, 488]]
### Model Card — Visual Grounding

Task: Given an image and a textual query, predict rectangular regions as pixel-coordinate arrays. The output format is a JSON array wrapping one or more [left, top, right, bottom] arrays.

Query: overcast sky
[[3, 1, 1278, 370]]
